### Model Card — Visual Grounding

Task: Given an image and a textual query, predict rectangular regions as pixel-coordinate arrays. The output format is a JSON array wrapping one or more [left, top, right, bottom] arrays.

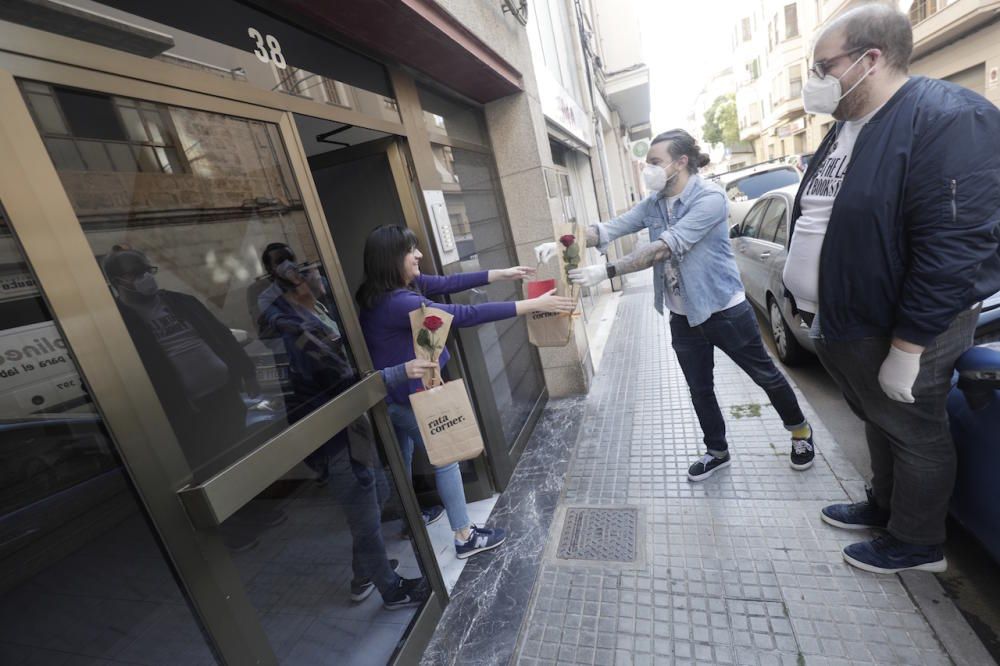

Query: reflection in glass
[[434, 144, 545, 446], [21, 80, 365, 482], [1, 0, 402, 125], [417, 85, 488, 146], [0, 209, 217, 665]]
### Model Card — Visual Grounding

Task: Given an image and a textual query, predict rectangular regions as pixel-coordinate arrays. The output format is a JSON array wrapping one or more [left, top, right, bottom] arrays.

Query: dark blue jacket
[[791, 76, 1000, 346]]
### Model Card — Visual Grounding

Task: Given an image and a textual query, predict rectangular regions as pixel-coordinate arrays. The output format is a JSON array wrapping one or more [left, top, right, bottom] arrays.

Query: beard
[[832, 76, 872, 121]]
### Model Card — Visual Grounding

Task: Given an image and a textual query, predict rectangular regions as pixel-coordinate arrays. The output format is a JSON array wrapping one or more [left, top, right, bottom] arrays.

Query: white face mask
[[642, 163, 679, 192], [802, 49, 874, 115]]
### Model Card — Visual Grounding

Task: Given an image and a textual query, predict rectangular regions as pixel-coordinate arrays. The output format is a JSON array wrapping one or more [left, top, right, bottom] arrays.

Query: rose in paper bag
[[559, 234, 580, 282], [416, 315, 445, 360]]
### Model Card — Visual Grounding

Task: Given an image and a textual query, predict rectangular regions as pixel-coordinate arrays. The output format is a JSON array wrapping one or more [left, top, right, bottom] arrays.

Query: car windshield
[[726, 168, 800, 200]]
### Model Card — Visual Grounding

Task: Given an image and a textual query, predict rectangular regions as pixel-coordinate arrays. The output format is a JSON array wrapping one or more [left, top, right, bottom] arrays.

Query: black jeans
[[669, 300, 806, 456], [815, 307, 978, 545]]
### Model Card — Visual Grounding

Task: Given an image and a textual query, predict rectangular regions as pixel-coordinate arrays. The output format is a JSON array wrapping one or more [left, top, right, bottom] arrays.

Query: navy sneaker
[[687, 452, 731, 481], [423, 505, 445, 527], [349, 559, 399, 602], [381, 576, 429, 610], [821, 488, 890, 530], [790, 434, 815, 471], [401, 505, 446, 540], [842, 534, 947, 574], [455, 524, 506, 559]]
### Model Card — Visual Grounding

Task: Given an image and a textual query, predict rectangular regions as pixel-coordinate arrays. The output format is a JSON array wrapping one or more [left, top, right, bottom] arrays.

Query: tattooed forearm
[[585, 224, 600, 248], [612, 240, 671, 276]]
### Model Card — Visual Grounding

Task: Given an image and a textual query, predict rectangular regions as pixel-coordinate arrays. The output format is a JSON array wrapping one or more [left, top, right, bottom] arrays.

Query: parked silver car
[[729, 184, 814, 365], [730, 184, 1000, 366]]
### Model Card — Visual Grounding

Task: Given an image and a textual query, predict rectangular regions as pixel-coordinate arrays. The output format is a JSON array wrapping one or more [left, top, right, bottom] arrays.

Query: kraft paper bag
[[408, 304, 454, 389], [526, 278, 572, 347], [409, 377, 485, 466]]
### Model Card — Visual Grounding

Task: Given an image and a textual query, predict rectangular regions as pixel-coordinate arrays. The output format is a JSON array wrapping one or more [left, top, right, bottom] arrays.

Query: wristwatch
[[606, 264, 617, 280]]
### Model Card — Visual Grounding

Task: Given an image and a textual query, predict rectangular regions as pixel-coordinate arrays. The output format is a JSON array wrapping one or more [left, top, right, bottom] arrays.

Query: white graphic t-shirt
[[783, 105, 881, 313]]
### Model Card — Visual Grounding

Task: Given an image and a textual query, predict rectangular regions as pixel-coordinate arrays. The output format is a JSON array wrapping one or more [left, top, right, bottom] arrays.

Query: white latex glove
[[534, 242, 558, 265], [877, 345, 921, 403], [568, 264, 608, 288]]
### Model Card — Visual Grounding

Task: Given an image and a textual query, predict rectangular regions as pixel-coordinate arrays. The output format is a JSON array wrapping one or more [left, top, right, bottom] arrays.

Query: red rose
[[423, 315, 444, 332], [559, 234, 576, 248]]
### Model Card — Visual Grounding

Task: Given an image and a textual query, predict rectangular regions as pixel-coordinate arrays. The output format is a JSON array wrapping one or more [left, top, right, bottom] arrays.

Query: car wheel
[[768, 298, 807, 366]]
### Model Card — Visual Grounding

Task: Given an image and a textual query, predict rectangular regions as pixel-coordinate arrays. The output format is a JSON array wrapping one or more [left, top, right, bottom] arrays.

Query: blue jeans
[[388, 402, 472, 532], [669, 300, 806, 456], [320, 434, 399, 595]]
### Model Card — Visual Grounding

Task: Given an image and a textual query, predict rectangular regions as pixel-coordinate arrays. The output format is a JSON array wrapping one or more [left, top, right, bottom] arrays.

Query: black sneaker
[[790, 434, 815, 471], [455, 524, 506, 559], [687, 452, 731, 481], [842, 534, 947, 574], [821, 488, 890, 530], [381, 576, 429, 610], [349, 559, 399, 603], [401, 506, 446, 540]]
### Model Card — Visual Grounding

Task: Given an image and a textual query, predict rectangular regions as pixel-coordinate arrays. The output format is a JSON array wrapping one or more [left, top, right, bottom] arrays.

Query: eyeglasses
[[808, 47, 873, 79], [121, 266, 158, 280]]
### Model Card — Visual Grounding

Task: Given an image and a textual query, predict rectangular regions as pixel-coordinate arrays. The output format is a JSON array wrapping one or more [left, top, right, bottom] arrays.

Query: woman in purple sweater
[[358, 225, 574, 559]]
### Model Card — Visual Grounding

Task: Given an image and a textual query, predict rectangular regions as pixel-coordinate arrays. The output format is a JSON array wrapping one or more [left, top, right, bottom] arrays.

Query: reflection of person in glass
[[357, 225, 575, 560], [259, 243, 429, 609], [102, 246, 258, 470]]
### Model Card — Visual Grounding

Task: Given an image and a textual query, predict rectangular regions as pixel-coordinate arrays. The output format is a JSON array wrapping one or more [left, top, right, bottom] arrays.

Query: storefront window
[[0, 208, 218, 665], [0, 0, 402, 125], [20, 80, 364, 483], [19, 81, 434, 663], [433, 144, 545, 446], [417, 85, 488, 146]]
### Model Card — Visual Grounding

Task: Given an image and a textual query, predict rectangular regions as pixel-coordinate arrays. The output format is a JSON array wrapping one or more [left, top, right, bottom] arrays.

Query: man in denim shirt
[[545, 129, 814, 480]]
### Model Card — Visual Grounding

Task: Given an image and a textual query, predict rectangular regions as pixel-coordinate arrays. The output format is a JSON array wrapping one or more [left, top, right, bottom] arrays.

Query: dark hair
[[650, 129, 711, 174], [823, 4, 913, 73], [356, 224, 421, 309], [102, 245, 152, 281], [261, 242, 294, 273]]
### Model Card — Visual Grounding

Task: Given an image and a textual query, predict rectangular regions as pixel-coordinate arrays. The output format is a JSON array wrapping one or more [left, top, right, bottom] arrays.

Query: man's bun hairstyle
[[651, 129, 711, 174]]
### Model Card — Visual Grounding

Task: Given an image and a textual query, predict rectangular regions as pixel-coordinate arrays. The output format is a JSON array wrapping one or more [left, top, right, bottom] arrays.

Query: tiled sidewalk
[[513, 280, 986, 666]]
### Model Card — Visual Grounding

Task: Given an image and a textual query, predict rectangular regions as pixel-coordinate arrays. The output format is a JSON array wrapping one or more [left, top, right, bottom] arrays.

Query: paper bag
[[525, 278, 572, 347], [409, 377, 485, 466]]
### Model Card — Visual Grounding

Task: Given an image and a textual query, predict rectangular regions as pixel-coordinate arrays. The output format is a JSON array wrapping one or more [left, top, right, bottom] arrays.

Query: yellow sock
[[792, 423, 812, 440]]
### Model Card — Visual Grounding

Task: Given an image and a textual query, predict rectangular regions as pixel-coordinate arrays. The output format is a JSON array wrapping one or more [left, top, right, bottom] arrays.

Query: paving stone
[[514, 279, 963, 666]]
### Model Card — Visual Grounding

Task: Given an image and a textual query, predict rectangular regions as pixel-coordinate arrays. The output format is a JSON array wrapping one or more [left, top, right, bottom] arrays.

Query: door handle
[[759, 251, 771, 258]]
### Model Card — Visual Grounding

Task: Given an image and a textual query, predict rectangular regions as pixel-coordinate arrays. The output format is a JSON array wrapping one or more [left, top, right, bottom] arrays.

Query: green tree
[[702, 93, 739, 147]]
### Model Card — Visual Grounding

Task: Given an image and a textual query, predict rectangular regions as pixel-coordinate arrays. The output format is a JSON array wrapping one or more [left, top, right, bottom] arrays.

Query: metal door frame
[[304, 135, 503, 499], [0, 23, 445, 664]]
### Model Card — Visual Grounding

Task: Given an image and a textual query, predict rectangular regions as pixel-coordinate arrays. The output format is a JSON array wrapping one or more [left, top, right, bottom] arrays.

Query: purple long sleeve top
[[360, 271, 517, 405]]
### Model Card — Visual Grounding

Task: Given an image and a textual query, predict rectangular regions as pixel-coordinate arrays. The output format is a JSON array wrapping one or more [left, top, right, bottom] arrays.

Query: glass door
[[292, 124, 496, 504], [0, 58, 444, 665]]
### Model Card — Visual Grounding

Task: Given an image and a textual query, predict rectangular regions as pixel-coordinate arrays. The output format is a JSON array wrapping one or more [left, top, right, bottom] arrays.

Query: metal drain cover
[[557, 508, 638, 562]]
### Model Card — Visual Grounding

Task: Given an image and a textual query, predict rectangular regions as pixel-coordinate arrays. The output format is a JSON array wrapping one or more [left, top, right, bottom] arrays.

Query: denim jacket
[[596, 174, 744, 326]]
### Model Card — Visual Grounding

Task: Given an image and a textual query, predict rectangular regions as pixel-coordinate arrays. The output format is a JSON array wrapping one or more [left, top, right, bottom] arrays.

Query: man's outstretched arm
[[569, 239, 671, 286]]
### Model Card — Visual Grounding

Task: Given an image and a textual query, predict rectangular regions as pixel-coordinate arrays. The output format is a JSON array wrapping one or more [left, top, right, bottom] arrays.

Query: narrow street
[[425, 274, 997, 665]]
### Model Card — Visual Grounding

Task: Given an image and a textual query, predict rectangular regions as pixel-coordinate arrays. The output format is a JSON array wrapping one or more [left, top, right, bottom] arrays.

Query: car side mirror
[[729, 225, 741, 239]]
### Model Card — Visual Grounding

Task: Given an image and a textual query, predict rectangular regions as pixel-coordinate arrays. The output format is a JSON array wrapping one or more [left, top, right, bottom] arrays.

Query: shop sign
[[0, 320, 86, 417], [989, 67, 999, 89], [0, 271, 39, 303], [535, 66, 592, 146], [630, 139, 650, 161]]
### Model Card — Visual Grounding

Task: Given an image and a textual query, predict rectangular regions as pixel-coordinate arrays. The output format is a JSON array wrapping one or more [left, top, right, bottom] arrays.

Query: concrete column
[[484, 92, 593, 396]]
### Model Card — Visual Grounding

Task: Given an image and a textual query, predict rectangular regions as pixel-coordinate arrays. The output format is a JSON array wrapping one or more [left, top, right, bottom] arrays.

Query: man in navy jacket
[[784, 4, 1000, 573]]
